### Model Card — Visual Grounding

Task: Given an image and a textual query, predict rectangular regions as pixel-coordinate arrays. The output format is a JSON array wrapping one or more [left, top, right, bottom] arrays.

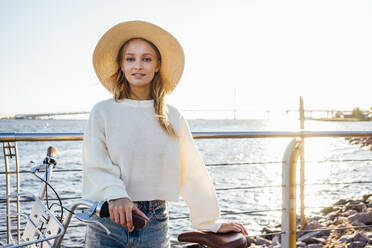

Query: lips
[[132, 73, 146, 79]]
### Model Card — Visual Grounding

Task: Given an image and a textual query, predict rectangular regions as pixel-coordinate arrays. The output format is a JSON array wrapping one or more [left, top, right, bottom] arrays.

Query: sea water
[[0, 118, 372, 247]]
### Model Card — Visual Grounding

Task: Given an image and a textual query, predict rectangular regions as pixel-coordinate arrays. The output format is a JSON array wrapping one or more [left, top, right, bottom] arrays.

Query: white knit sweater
[[82, 98, 221, 232]]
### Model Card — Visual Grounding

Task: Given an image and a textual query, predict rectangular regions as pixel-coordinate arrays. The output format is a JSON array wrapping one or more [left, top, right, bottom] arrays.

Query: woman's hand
[[217, 222, 248, 236], [108, 197, 149, 232]]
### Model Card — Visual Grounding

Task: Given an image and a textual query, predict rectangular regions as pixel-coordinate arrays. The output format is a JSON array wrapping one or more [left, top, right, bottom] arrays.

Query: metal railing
[[1, 131, 372, 248], [1, 130, 372, 141]]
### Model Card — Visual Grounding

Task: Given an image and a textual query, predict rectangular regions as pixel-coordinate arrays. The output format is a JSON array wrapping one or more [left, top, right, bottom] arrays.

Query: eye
[[143, 57, 152, 62], [125, 57, 135, 62]]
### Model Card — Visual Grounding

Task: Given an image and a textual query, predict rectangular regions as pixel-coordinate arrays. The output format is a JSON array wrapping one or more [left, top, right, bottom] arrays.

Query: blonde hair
[[113, 38, 177, 138]]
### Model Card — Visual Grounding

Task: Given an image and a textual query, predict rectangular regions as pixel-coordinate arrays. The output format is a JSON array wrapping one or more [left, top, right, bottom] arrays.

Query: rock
[[313, 237, 326, 244], [246, 236, 255, 245], [260, 227, 278, 240], [350, 202, 366, 213], [343, 200, 363, 212], [349, 199, 361, 205], [339, 234, 354, 243], [257, 195, 372, 247], [353, 232, 368, 244], [271, 235, 280, 245], [347, 241, 365, 248], [303, 221, 319, 232], [348, 210, 372, 225], [298, 231, 322, 243], [363, 194, 372, 202], [339, 232, 368, 245], [321, 235, 329, 241], [342, 209, 357, 217], [322, 220, 333, 227], [321, 206, 336, 215], [328, 210, 341, 221], [335, 224, 347, 235], [334, 216, 348, 225], [296, 241, 306, 247], [334, 199, 348, 205], [318, 217, 327, 221], [343, 201, 355, 212], [307, 244, 322, 248], [251, 244, 269, 248], [255, 237, 271, 246], [319, 228, 331, 237]]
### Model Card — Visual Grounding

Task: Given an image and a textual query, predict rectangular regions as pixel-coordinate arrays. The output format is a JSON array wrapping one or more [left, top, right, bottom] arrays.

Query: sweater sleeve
[[179, 115, 222, 233], [82, 104, 131, 202]]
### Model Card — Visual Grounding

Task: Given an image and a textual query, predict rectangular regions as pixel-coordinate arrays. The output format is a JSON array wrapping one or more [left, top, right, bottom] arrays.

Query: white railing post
[[282, 138, 302, 248]]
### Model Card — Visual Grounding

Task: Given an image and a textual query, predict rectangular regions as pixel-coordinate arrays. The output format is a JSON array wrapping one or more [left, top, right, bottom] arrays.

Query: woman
[[82, 20, 247, 247]]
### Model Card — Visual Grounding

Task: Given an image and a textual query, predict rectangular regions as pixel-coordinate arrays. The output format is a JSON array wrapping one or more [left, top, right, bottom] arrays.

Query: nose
[[134, 59, 143, 70]]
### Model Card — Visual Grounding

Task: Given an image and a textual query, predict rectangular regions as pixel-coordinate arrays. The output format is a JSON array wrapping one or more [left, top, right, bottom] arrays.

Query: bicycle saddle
[[178, 231, 247, 248]]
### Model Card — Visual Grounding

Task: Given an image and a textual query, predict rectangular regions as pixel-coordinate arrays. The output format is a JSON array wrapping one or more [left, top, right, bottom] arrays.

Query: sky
[[0, 0, 371, 117]]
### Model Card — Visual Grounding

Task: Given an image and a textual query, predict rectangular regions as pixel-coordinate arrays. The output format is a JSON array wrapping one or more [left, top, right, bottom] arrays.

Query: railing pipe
[[282, 138, 302, 248], [193, 131, 372, 139], [0, 132, 83, 142], [15, 143, 21, 242], [299, 97, 306, 229], [3, 143, 12, 244], [1, 130, 372, 142]]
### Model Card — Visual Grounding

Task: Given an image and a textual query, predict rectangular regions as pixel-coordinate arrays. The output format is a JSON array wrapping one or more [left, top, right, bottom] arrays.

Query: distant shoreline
[[306, 117, 371, 122]]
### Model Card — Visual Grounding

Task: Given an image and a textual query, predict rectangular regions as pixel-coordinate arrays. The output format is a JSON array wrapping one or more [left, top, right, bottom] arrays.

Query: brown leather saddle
[[178, 231, 247, 248]]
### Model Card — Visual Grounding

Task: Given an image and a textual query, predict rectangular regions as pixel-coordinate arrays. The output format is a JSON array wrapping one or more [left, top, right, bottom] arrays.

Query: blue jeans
[[85, 200, 169, 248]]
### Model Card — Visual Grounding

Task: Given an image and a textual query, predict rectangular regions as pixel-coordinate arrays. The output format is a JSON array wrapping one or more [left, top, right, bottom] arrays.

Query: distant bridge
[[13, 111, 89, 120], [286, 109, 371, 120], [286, 109, 354, 118], [2, 109, 370, 120]]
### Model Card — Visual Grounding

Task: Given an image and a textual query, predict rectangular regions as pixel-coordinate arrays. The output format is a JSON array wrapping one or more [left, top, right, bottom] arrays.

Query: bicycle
[[1, 146, 247, 248]]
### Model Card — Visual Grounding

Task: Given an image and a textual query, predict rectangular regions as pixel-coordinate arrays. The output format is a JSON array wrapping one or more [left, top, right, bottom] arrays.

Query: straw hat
[[93, 20, 185, 94]]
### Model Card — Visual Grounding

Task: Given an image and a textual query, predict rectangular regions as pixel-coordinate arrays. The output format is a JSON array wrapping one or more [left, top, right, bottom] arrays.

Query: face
[[120, 39, 160, 88]]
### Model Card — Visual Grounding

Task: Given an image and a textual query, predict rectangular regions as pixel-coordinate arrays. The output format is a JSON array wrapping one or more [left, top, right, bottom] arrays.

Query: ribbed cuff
[[198, 220, 222, 233], [103, 185, 130, 202]]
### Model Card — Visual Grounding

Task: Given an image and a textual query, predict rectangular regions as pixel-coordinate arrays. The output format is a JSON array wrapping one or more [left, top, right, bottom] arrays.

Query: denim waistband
[[133, 200, 166, 211]]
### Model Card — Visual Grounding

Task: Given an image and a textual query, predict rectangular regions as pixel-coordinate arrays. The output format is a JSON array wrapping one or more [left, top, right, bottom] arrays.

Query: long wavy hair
[[112, 38, 177, 138]]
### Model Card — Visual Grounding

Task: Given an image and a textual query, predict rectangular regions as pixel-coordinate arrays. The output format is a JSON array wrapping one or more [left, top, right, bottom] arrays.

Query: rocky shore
[[247, 194, 372, 247], [347, 137, 372, 150]]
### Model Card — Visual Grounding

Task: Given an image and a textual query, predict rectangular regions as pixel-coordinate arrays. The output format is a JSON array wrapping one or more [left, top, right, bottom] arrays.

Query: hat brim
[[93, 21, 185, 94]]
